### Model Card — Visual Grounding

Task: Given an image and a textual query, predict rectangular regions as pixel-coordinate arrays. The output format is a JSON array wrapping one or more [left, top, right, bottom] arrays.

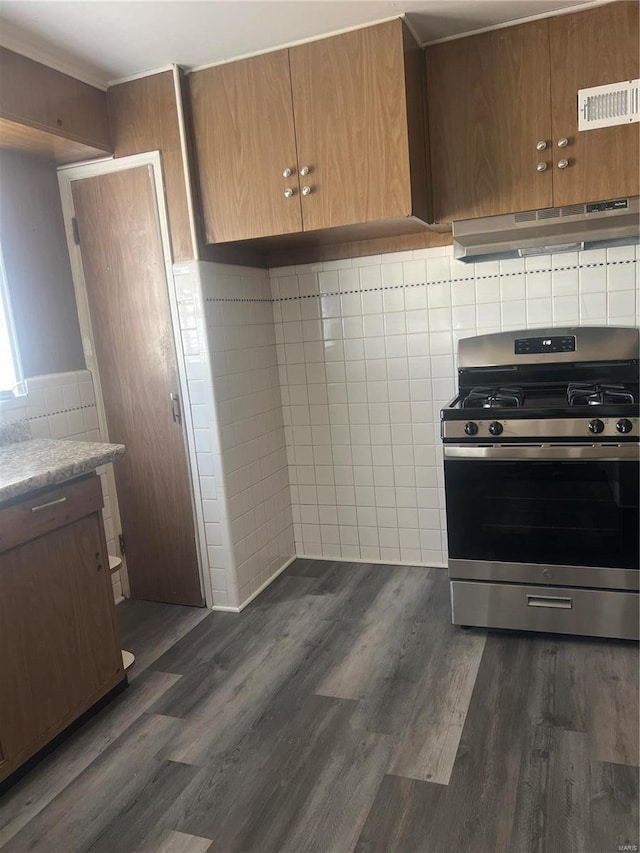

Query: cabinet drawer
[[0, 475, 103, 553], [450, 580, 639, 641]]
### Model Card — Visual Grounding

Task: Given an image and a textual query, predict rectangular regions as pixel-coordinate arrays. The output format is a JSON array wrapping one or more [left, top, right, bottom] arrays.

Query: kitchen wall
[[270, 242, 639, 566], [0, 370, 124, 600], [174, 261, 295, 609], [0, 149, 84, 376]]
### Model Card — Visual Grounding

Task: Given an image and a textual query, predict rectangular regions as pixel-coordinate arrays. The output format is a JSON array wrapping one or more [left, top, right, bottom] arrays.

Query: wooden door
[[550, 2, 640, 207], [0, 515, 122, 774], [72, 166, 203, 606], [189, 50, 302, 243], [289, 20, 413, 232], [426, 20, 553, 222]]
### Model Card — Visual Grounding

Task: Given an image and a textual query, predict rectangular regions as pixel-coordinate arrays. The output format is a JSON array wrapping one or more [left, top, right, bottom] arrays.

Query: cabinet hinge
[[71, 217, 81, 245], [118, 533, 125, 555]]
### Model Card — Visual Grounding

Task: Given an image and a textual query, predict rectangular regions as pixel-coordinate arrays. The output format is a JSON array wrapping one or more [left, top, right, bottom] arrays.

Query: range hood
[[453, 196, 640, 262]]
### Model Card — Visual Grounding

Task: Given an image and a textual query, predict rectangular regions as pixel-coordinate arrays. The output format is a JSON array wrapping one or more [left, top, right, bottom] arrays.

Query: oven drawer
[[450, 580, 639, 641]]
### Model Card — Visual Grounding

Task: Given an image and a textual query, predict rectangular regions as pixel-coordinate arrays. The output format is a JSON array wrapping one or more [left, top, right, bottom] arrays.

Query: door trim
[[57, 152, 210, 607]]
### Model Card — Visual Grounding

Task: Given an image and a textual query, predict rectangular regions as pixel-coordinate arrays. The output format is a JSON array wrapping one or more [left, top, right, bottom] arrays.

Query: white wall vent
[[578, 79, 640, 130]]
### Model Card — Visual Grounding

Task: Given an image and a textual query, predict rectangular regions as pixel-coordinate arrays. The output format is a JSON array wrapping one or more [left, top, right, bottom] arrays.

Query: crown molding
[[0, 18, 109, 90]]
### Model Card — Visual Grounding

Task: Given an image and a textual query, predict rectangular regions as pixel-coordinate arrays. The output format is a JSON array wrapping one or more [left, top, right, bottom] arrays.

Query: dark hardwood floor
[[1, 560, 638, 852]]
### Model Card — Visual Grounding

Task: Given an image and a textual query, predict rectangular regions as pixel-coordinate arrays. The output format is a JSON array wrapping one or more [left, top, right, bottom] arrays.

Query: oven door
[[444, 444, 640, 590]]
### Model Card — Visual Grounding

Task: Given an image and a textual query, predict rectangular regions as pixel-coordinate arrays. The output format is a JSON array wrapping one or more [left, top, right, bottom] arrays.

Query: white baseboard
[[294, 552, 448, 571], [119, 554, 444, 615], [234, 554, 298, 612]]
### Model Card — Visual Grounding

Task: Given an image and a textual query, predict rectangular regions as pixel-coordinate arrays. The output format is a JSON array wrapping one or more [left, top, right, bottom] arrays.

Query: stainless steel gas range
[[440, 326, 639, 641]]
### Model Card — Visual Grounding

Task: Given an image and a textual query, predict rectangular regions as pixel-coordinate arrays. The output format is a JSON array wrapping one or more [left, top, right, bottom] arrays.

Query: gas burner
[[567, 383, 637, 407], [463, 386, 524, 409]]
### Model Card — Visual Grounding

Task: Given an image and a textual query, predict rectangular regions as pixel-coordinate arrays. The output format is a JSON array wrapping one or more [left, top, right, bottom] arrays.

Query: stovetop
[[567, 383, 637, 407], [442, 327, 640, 442], [456, 382, 638, 413]]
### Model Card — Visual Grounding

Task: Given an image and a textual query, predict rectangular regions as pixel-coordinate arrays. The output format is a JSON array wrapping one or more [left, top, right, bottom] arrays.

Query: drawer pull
[[527, 594, 572, 610], [31, 496, 67, 513]]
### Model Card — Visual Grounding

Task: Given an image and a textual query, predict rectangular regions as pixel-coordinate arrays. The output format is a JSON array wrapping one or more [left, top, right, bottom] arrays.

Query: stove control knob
[[464, 422, 478, 436], [488, 421, 503, 436], [616, 418, 633, 434], [588, 419, 605, 434]]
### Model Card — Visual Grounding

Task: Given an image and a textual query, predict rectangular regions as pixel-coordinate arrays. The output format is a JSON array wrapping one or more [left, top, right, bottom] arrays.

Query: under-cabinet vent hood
[[453, 196, 640, 263]]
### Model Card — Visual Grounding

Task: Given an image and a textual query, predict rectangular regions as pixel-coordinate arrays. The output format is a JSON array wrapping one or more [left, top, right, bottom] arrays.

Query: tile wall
[[174, 261, 295, 609], [270, 242, 640, 566], [0, 370, 124, 600]]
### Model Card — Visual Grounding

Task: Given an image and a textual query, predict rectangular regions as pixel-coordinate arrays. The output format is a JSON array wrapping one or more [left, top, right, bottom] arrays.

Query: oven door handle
[[527, 595, 572, 610], [443, 444, 640, 461]]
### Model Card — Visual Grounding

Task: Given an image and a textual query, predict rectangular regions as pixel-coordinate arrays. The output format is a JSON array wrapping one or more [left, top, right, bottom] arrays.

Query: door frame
[[58, 152, 211, 607]]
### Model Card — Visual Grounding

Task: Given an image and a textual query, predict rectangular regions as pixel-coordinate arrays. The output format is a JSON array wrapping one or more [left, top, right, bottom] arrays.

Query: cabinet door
[[0, 47, 111, 151], [289, 20, 413, 232], [0, 515, 122, 773], [189, 50, 302, 243], [550, 2, 640, 207], [427, 20, 553, 222]]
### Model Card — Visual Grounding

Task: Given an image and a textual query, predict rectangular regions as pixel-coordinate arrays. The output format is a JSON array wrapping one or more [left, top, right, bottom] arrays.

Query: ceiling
[[0, 0, 598, 89]]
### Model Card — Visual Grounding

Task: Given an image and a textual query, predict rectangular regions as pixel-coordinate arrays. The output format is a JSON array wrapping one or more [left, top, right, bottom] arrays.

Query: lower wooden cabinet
[[0, 474, 125, 784]]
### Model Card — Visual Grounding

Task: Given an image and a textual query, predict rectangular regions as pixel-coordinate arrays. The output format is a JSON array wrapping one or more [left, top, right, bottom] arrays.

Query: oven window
[[445, 459, 639, 569]]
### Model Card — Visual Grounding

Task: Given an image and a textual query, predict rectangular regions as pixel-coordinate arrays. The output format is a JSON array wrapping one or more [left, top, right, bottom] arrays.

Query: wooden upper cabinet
[[189, 20, 429, 244], [0, 47, 112, 163], [189, 50, 302, 243], [289, 19, 428, 232], [427, 3, 639, 223], [108, 71, 196, 262], [426, 20, 553, 222], [549, 1, 640, 207]]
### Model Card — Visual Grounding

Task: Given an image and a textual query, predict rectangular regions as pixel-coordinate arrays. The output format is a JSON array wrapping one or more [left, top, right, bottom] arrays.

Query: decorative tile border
[[205, 296, 273, 303], [24, 403, 97, 423], [203, 258, 638, 304]]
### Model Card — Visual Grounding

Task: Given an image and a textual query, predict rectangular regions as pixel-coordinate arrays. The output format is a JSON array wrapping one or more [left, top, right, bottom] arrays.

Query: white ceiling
[[0, 0, 598, 89]]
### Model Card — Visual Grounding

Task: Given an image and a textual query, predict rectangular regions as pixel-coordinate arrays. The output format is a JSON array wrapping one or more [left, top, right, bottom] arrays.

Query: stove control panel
[[515, 335, 576, 355], [444, 417, 639, 440]]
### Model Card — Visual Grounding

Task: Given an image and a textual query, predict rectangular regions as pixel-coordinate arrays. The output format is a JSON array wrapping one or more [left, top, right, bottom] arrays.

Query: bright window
[[0, 246, 24, 398]]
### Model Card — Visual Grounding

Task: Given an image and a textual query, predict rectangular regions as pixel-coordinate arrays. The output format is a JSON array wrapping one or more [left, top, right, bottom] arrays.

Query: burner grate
[[567, 383, 637, 407], [463, 386, 525, 409]]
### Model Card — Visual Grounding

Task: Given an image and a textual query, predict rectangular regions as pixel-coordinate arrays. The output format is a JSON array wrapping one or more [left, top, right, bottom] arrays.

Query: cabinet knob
[[300, 166, 310, 176], [536, 162, 548, 172], [536, 140, 547, 151], [557, 159, 569, 169], [282, 167, 293, 178], [301, 185, 312, 196], [284, 187, 294, 198], [557, 137, 569, 148]]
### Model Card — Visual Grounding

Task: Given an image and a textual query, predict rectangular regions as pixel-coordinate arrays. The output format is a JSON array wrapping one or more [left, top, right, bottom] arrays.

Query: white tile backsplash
[[174, 262, 295, 609], [271, 242, 639, 567]]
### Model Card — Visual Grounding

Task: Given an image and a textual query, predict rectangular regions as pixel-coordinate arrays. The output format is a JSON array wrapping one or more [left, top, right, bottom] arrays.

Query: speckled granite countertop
[[0, 437, 125, 505]]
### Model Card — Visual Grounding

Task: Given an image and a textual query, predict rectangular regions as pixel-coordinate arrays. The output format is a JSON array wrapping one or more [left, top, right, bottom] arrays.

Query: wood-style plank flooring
[[1, 560, 638, 852]]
